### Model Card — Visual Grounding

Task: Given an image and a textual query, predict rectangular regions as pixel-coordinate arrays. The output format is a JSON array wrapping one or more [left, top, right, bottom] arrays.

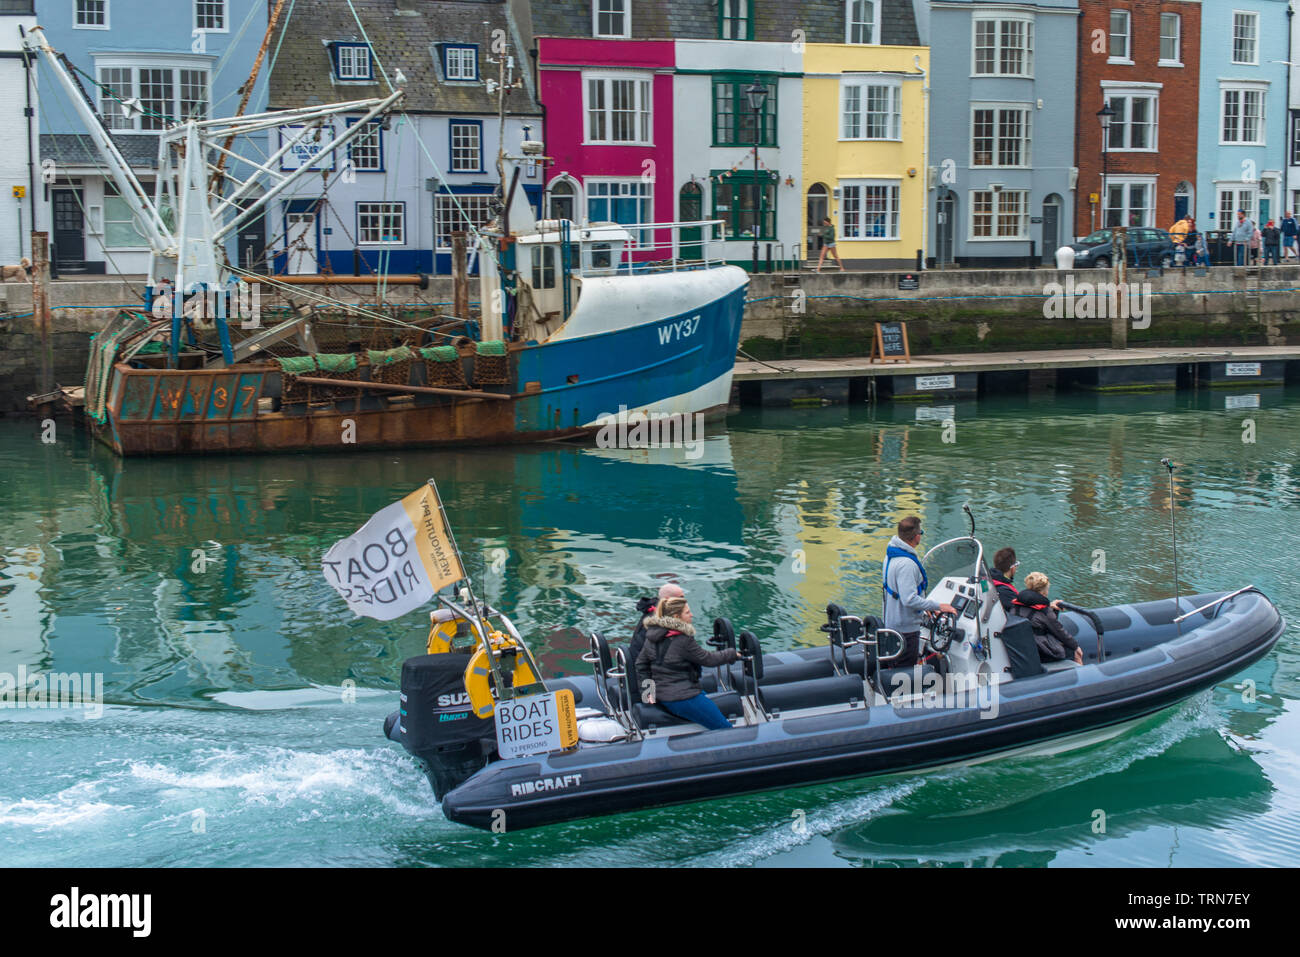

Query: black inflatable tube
[[439, 593, 1284, 832]]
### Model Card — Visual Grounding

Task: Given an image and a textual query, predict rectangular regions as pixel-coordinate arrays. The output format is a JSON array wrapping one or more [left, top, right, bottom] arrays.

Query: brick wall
[[1074, 0, 1201, 238]]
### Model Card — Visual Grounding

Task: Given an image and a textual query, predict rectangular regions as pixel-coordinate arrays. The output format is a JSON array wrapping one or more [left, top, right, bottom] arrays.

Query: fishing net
[[419, 345, 469, 389], [472, 340, 510, 386], [368, 346, 414, 386]]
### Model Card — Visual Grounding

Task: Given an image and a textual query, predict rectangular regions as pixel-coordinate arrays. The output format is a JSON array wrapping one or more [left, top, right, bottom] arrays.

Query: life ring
[[427, 612, 474, 655], [463, 631, 542, 718]]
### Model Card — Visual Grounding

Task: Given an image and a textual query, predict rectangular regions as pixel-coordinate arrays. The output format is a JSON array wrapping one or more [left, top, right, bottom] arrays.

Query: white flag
[[322, 484, 466, 621]]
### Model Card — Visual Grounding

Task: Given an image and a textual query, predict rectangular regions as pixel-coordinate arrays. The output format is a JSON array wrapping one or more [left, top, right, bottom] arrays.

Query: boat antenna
[[962, 503, 976, 538], [1160, 458, 1181, 634]]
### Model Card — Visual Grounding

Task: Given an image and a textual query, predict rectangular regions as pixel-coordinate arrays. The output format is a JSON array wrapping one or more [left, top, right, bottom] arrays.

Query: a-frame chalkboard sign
[[869, 321, 910, 363]]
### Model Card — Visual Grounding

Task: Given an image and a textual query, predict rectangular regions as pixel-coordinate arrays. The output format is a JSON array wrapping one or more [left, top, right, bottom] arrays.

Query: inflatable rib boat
[[384, 535, 1284, 832]]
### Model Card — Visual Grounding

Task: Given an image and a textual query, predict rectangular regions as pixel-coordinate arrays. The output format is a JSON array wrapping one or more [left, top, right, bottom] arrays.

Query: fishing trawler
[[24, 26, 747, 456]]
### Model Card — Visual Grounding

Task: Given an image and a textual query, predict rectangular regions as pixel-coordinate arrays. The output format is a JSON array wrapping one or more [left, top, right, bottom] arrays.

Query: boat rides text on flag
[[322, 483, 466, 620]]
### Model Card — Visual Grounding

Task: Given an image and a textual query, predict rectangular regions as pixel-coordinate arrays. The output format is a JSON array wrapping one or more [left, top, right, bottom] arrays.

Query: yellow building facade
[[802, 44, 929, 269]]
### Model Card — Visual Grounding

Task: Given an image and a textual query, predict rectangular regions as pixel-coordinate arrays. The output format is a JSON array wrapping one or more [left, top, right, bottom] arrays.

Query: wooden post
[[1111, 226, 1128, 349], [30, 231, 53, 399], [451, 231, 469, 319]]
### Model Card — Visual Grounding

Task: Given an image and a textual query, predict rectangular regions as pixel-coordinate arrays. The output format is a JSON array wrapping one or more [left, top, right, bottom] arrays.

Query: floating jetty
[[734, 345, 1300, 405]]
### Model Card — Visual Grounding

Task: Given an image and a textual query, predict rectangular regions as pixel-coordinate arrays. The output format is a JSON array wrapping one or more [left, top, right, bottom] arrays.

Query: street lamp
[[1097, 103, 1116, 229], [746, 81, 768, 274]]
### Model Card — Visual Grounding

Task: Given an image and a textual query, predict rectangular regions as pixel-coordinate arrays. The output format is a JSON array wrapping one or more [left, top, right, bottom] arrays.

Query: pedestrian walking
[[1283, 211, 1299, 261], [1262, 220, 1282, 265]]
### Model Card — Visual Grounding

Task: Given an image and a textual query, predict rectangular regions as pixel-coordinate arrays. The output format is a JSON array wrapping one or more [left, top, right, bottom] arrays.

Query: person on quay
[[990, 547, 1021, 611], [1262, 220, 1282, 266], [1282, 211, 1299, 261], [1230, 210, 1255, 267], [883, 516, 956, 668], [816, 216, 844, 273], [1168, 215, 1191, 246], [1010, 571, 1084, 665], [636, 597, 740, 731], [1182, 218, 1200, 267]]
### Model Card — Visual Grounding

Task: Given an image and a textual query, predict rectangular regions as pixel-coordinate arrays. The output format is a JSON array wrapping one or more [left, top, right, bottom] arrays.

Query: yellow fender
[[464, 631, 541, 718]]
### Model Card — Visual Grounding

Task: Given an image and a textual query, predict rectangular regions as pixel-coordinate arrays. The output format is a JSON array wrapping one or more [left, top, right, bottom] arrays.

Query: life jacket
[[883, 546, 928, 601], [1012, 597, 1049, 613]]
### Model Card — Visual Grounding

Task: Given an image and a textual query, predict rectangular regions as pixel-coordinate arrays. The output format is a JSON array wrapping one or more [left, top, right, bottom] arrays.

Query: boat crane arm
[[21, 26, 175, 257], [211, 89, 404, 245]]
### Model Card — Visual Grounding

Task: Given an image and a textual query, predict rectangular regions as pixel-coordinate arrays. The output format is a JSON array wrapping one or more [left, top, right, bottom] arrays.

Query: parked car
[[1070, 228, 1176, 268]]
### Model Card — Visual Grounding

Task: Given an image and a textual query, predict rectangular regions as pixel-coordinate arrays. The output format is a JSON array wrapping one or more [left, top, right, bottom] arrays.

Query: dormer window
[[332, 43, 373, 82], [442, 45, 478, 81], [594, 0, 630, 38]]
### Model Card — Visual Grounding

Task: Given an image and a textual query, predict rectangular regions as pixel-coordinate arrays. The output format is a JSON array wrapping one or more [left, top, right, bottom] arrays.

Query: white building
[[673, 39, 805, 269], [0, 1, 42, 267]]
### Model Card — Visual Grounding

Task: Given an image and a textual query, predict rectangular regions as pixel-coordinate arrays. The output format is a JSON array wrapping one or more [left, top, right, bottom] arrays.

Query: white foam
[[127, 745, 439, 820], [686, 778, 924, 868], [207, 685, 391, 710]]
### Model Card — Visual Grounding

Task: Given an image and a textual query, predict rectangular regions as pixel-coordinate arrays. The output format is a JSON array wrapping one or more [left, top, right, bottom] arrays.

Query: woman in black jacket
[[635, 597, 740, 730], [1011, 572, 1083, 665]]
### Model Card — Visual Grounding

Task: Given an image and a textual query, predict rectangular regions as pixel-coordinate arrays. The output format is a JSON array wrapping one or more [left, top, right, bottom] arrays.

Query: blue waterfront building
[[267, 0, 542, 276], [926, 0, 1080, 266], [33, 0, 272, 275], [1196, 0, 1290, 236]]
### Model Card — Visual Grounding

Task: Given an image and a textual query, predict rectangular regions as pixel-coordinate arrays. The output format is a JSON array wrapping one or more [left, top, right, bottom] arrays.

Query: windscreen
[[923, 538, 985, 584]]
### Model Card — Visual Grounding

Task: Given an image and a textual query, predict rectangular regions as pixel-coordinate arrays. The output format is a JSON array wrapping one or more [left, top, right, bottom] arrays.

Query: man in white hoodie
[[883, 516, 956, 667]]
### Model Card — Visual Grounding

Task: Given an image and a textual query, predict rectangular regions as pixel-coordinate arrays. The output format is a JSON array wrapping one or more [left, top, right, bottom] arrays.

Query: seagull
[[393, 68, 407, 87]]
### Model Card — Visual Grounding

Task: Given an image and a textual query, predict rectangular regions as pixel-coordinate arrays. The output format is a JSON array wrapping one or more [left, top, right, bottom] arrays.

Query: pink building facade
[[536, 38, 676, 258]]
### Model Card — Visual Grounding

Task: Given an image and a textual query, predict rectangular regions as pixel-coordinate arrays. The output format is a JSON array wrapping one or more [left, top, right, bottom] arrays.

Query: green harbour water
[[1, 387, 1297, 867]]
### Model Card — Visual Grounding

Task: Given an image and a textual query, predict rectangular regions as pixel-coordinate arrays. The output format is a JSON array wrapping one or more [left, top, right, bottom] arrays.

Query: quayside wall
[[3, 267, 1300, 413]]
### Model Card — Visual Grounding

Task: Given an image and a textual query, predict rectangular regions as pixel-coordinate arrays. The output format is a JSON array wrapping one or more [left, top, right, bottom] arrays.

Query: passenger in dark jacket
[[635, 597, 739, 730], [626, 583, 685, 692], [990, 547, 1020, 612], [1010, 572, 1083, 665]]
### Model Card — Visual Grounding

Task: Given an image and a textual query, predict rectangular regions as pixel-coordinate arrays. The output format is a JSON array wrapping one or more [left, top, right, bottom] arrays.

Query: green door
[[679, 183, 703, 261]]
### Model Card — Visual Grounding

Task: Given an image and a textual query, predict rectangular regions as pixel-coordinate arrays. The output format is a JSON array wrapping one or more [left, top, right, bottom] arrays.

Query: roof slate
[[42, 132, 161, 169], [533, 0, 921, 46], [268, 0, 540, 116]]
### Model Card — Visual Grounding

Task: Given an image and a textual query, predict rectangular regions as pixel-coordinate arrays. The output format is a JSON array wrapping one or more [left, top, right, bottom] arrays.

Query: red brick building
[[1075, 1, 1201, 239]]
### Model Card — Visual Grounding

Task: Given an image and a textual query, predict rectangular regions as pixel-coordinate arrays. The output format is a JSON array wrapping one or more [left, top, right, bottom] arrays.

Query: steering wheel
[[926, 611, 959, 654]]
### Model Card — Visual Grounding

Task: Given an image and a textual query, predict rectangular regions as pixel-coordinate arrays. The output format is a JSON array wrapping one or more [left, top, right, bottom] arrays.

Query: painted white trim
[[1159, 10, 1182, 65], [73, 0, 110, 30], [193, 0, 229, 35], [1231, 9, 1260, 66], [839, 76, 902, 142], [1103, 90, 1159, 153], [1219, 82, 1268, 146], [838, 178, 902, 241], [969, 103, 1032, 170], [1107, 8, 1131, 62], [1100, 80, 1163, 90], [592, 0, 631, 39], [966, 187, 1031, 242], [845, 0, 882, 45], [970, 13, 1035, 80], [581, 71, 654, 146]]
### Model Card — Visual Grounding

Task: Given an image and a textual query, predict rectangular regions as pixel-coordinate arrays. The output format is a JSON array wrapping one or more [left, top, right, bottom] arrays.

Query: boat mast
[[210, 0, 291, 195]]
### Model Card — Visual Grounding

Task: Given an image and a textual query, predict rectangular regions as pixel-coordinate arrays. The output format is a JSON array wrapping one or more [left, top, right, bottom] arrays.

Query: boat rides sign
[[322, 484, 466, 620], [496, 690, 579, 760]]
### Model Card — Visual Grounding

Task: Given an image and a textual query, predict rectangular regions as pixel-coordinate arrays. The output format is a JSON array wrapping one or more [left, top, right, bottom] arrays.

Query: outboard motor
[[390, 653, 498, 800]]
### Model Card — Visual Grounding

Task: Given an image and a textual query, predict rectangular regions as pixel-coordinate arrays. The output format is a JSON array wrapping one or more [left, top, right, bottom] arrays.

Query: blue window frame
[[331, 43, 373, 81], [345, 118, 384, 172], [441, 44, 479, 81], [449, 119, 484, 173]]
